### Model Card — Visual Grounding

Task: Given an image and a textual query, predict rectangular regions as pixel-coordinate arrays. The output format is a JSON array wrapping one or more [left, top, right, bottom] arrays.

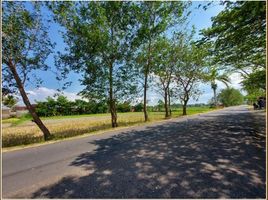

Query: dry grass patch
[[2, 113, 163, 147], [2, 108, 216, 148]]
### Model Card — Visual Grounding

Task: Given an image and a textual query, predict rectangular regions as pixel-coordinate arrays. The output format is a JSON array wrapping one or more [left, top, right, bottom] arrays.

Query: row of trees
[[35, 95, 140, 117], [50, 2, 217, 120], [36, 96, 108, 116], [3, 1, 264, 140], [36, 87, 244, 117], [49, 1, 192, 126]]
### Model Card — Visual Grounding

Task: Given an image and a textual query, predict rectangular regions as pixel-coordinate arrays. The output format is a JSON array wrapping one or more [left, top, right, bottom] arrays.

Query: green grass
[[2, 117, 20, 124], [177, 107, 215, 115], [2, 114, 32, 126], [2, 107, 215, 125], [2, 106, 216, 148], [2, 106, 215, 126]]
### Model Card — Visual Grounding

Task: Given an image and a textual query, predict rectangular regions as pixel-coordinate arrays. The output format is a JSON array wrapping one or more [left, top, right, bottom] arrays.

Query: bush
[[218, 88, 244, 107], [35, 95, 109, 117], [133, 103, 143, 112], [117, 102, 131, 112]]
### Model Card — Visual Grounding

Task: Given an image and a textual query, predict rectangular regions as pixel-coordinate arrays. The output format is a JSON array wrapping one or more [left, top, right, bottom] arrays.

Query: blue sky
[[21, 1, 243, 106]]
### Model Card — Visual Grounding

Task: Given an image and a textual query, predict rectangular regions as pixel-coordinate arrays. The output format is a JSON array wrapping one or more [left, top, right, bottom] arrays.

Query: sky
[[18, 1, 244, 106]]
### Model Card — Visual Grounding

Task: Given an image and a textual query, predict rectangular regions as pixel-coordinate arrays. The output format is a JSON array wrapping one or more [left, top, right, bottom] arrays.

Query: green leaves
[[51, 1, 139, 104], [200, 1, 266, 98], [241, 70, 266, 93], [218, 88, 244, 107], [3, 95, 18, 108], [2, 2, 54, 92], [204, 66, 231, 87], [203, 1, 265, 69], [133, 2, 188, 47], [165, 29, 207, 107]]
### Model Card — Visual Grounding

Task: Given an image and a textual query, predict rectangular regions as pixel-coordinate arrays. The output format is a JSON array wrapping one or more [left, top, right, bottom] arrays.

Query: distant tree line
[[35, 95, 214, 117], [35, 95, 149, 117], [35, 95, 136, 117]]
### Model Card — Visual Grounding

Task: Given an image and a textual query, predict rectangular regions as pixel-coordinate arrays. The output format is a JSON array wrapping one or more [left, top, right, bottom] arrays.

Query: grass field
[[2, 107, 215, 148]]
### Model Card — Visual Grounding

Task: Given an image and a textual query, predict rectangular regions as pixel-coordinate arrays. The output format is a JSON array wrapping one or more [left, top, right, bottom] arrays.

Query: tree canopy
[[2, 2, 54, 92], [2, 2, 54, 140], [174, 31, 207, 115], [50, 1, 139, 127], [218, 88, 244, 107], [200, 1, 266, 100], [132, 1, 189, 121], [201, 1, 266, 72]]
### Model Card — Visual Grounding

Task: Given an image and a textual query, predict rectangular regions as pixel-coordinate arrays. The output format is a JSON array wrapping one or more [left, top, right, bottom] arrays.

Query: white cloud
[[26, 90, 37, 96], [229, 73, 243, 88], [17, 87, 83, 105]]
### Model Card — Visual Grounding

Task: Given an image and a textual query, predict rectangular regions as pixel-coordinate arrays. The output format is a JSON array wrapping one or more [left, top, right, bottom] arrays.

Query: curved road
[[2, 105, 266, 198]]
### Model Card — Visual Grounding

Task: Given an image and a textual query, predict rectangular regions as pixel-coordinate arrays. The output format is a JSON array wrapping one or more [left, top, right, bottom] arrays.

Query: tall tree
[[133, 1, 189, 121], [200, 1, 266, 97], [50, 1, 138, 127], [151, 37, 175, 118], [218, 88, 244, 107], [2, 2, 54, 140], [174, 32, 206, 115]]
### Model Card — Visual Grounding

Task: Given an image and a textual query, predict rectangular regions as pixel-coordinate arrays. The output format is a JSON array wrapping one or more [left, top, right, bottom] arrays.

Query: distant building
[[14, 105, 28, 111], [2, 105, 11, 119], [14, 105, 31, 117], [2, 104, 38, 118]]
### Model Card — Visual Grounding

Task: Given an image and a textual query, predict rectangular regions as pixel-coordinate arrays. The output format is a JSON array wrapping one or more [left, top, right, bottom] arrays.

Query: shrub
[[218, 88, 244, 107]]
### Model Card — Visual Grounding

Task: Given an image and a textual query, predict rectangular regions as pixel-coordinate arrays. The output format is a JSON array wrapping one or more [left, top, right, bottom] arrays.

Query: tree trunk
[[109, 62, 118, 128], [164, 89, 169, 118], [213, 87, 217, 106], [8, 59, 51, 140], [109, 24, 118, 128], [110, 100, 118, 128], [143, 73, 149, 122], [182, 104, 187, 115], [168, 87, 172, 116], [182, 99, 188, 116], [143, 28, 153, 122]]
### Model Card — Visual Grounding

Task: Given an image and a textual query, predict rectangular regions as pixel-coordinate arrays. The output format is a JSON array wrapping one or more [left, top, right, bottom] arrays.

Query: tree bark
[[143, 36, 152, 122], [108, 22, 118, 128], [168, 87, 172, 116], [8, 59, 51, 140], [164, 89, 169, 118], [143, 72, 149, 122], [182, 99, 188, 116], [109, 62, 118, 128], [110, 100, 117, 128], [213, 87, 217, 106], [182, 103, 187, 115]]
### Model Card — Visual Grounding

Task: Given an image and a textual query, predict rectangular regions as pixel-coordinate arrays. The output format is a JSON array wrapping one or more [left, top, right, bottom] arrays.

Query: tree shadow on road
[[32, 109, 266, 198]]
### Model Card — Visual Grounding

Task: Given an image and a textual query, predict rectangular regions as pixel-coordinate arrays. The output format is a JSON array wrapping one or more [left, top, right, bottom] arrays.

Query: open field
[[2, 107, 215, 147]]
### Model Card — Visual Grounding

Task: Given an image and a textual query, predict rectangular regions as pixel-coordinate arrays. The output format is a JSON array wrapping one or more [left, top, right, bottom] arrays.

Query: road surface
[[2, 105, 266, 198]]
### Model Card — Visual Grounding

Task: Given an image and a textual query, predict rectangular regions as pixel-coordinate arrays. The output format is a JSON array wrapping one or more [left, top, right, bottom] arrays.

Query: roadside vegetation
[[2, 1, 265, 146], [3, 106, 215, 147], [217, 88, 244, 107]]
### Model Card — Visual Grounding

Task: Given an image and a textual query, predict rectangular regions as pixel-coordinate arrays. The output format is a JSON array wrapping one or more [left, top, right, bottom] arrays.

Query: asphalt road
[[2, 105, 266, 198]]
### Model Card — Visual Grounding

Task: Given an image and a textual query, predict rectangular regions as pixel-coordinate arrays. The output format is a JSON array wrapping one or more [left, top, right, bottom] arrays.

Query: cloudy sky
[[18, 2, 244, 106]]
